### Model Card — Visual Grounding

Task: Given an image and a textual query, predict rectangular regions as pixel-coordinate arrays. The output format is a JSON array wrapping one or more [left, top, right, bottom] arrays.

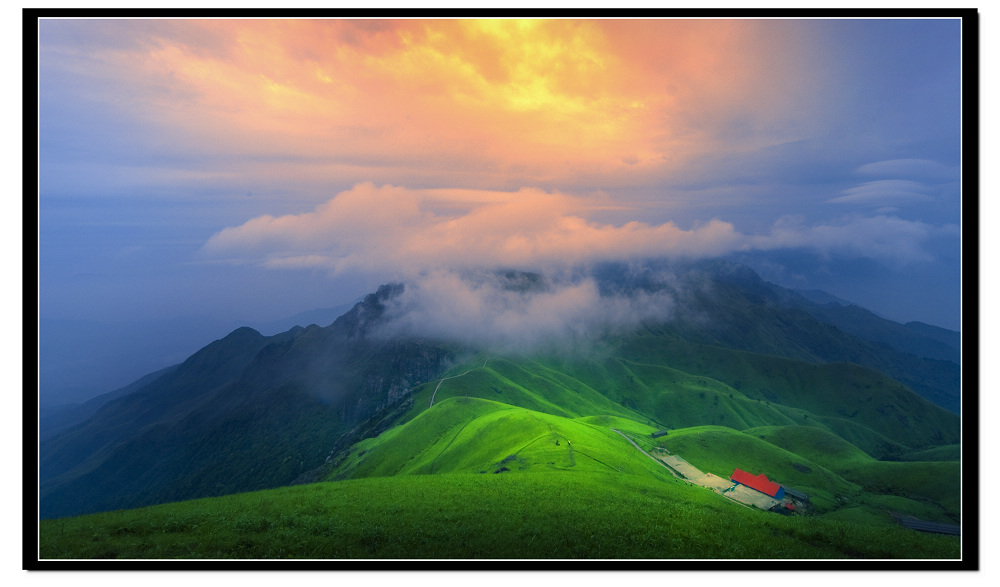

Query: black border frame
[[23, 6, 981, 572]]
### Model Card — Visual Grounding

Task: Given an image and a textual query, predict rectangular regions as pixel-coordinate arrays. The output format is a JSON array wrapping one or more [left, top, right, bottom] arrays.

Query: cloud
[[203, 183, 949, 276], [373, 268, 676, 354], [39, 19, 828, 192], [750, 214, 956, 265], [854, 158, 957, 181], [827, 180, 936, 206], [202, 183, 746, 274]]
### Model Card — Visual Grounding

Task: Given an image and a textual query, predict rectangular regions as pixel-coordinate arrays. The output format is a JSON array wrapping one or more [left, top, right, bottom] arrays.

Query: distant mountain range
[[37, 261, 962, 520], [39, 303, 358, 408]]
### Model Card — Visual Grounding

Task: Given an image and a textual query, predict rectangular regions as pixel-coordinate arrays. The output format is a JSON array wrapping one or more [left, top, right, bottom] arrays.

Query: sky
[[36, 16, 967, 400]]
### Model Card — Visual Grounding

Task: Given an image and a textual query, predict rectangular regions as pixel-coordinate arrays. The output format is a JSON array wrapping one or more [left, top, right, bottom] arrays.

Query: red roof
[[730, 469, 783, 497]]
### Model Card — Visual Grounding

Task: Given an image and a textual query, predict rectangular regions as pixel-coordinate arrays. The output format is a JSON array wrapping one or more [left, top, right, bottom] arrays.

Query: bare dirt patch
[[724, 484, 781, 510]]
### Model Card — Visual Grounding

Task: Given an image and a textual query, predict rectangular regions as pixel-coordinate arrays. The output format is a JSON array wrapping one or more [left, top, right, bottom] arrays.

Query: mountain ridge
[[37, 261, 962, 520]]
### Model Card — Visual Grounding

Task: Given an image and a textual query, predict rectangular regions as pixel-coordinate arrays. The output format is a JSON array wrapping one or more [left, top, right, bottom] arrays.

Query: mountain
[[250, 302, 358, 336], [37, 262, 962, 523], [38, 316, 242, 407], [793, 289, 858, 307], [39, 364, 179, 441], [785, 294, 960, 365], [632, 260, 961, 412], [38, 302, 363, 439], [39, 285, 453, 519], [904, 320, 962, 352]]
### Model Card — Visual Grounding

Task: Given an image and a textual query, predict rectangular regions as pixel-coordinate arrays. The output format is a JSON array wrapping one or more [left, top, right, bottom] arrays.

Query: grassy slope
[[657, 426, 858, 513], [618, 331, 960, 457], [39, 471, 960, 559], [660, 425, 959, 524], [329, 347, 961, 517], [743, 425, 960, 519], [899, 445, 962, 462], [326, 397, 666, 481], [742, 425, 875, 471], [38, 329, 963, 558], [401, 349, 957, 463], [835, 460, 961, 520], [403, 355, 649, 424]]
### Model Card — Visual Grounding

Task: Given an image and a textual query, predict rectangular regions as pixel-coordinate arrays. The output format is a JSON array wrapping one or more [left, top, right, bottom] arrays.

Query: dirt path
[[611, 429, 684, 479], [428, 357, 491, 408], [611, 428, 757, 510]]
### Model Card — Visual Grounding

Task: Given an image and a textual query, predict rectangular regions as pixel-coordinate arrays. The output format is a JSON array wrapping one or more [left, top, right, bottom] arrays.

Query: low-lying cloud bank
[[199, 182, 961, 351], [202, 183, 953, 277], [372, 268, 676, 355]]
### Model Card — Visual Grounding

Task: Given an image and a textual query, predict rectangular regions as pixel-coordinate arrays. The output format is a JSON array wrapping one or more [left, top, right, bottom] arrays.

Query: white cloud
[[202, 183, 951, 277], [202, 183, 744, 275], [827, 180, 935, 206], [374, 269, 676, 354], [750, 214, 955, 265]]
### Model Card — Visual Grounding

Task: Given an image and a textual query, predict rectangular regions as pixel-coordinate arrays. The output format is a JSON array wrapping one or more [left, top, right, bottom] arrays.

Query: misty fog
[[373, 267, 678, 356]]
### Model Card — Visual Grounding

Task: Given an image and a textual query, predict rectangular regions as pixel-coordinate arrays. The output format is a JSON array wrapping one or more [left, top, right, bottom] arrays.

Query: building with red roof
[[730, 468, 785, 499]]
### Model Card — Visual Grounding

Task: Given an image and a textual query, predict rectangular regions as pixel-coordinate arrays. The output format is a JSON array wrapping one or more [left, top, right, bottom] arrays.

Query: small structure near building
[[784, 486, 810, 502], [651, 430, 669, 438], [730, 468, 785, 499]]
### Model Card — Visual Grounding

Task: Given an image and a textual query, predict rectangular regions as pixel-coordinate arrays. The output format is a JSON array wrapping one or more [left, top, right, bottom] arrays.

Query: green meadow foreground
[[40, 393, 960, 559], [39, 468, 959, 559], [39, 298, 962, 560]]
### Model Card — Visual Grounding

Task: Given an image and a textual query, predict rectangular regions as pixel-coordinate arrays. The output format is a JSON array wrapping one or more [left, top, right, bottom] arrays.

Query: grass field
[[656, 425, 860, 513], [38, 344, 962, 560], [325, 396, 670, 480], [657, 425, 959, 523], [39, 471, 960, 559]]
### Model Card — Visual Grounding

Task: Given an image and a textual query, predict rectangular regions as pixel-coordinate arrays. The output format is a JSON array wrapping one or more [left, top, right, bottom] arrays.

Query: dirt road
[[428, 357, 491, 407], [611, 429, 684, 480], [611, 429, 767, 510]]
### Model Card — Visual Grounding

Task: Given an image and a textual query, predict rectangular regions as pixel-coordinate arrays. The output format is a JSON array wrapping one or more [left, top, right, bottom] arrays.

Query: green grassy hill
[[655, 261, 960, 412], [396, 347, 957, 464], [617, 331, 959, 457], [835, 460, 961, 520], [38, 287, 456, 519], [656, 426, 859, 513], [37, 265, 964, 560], [38, 344, 963, 558], [899, 445, 961, 462], [657, 426, 959, 524], [39, 467, 960, 560], [742, 425, 875, 471], [325, 397, 666, 480]]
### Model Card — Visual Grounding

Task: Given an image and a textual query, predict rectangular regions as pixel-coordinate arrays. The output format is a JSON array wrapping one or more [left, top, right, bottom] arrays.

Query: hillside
[[37, 262, 963, 527], [647, 261, 961, 412], [316, 355, 959, 524], [39, 364, 180, 441], [324, 397, 667, 480], [39, 286, 454, 519], [38, 472, 961, 559], [38, 384, 962, 558]]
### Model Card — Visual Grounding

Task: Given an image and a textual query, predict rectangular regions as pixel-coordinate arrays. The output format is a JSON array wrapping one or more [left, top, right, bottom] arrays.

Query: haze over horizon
[[38, 17, 965, 403]]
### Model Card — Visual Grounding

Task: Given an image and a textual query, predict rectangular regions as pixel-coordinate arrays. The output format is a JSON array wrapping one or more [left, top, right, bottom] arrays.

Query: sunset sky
[[38, 17, 964, 338]]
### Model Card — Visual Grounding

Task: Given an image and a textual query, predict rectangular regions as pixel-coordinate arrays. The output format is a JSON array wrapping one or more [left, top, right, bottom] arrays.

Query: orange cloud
[[86, 18, 824, 190], [202, 183, 743, 273], [203, 184, 947, 275]]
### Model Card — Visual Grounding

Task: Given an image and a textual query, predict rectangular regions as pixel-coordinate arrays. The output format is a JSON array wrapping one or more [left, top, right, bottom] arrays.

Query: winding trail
[[429, 357, 491, 408], [611, 429, 683, 479], [612, 428, 755, 510]]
